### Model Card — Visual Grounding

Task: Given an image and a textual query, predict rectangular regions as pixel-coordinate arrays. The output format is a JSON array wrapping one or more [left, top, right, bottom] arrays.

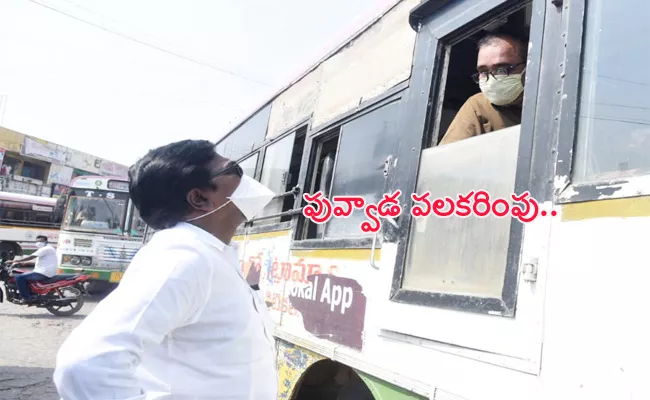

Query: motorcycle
[[0, 251, 91, 316]]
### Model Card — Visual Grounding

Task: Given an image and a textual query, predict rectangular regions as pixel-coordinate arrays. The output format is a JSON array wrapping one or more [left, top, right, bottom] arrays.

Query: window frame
[[235, 119, 311, 237], [289, 83, 409, 251], [387, 0, 554, 318], [553, 0, 650, 204]]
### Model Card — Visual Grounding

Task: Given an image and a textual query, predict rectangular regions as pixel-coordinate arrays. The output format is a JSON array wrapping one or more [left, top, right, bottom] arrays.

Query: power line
[[24, 0, 272, 88]]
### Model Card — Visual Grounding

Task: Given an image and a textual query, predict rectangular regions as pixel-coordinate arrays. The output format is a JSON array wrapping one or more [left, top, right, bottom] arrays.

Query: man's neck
[[190, 221, 235, 246]]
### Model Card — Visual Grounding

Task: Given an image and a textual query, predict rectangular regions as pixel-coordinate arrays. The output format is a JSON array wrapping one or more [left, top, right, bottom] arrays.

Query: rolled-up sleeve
[[53, 246, 210, 400]]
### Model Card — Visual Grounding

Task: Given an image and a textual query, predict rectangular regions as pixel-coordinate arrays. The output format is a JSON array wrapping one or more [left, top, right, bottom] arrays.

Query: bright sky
[[0, 0, 396, 166]]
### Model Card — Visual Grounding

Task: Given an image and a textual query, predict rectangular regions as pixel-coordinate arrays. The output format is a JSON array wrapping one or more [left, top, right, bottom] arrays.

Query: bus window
[[571, 0, 650, 183], [238, 153, 259, 179], [399, 3, 532, 311], [254, 126, 306, 226], [63, 193, 127, 234], [298, 130, 340, 240], [297, 98, 402, 241], [324, 101, 401, 239]]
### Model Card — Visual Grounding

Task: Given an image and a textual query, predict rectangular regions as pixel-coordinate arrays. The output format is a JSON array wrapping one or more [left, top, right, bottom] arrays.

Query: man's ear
[[186, 189, 211, 211]]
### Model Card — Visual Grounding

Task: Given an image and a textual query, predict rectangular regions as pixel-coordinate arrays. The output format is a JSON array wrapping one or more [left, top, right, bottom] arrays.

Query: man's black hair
[[477, 32, 528, 63], [128, 139, 219, 230], [36, 235, 48, 243]]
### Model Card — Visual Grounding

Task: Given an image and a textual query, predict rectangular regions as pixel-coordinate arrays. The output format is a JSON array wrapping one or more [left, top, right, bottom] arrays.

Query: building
[[0, 126, 129, 198]]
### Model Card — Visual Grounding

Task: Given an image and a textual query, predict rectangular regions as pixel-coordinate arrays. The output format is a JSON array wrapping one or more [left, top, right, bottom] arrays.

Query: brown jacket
[[439, 92, 522, 145]]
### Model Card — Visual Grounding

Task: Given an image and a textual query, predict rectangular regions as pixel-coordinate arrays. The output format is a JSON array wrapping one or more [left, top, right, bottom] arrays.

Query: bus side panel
[[310, 0, 419, 128], [279, 249, 373, 351], [537, 198, 650, 400], [234, 230, 293, 325]]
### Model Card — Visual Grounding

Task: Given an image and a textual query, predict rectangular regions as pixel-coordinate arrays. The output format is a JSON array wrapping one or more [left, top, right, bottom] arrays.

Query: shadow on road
[[0, 293, 108, 319], [0, 366, 59, 400]]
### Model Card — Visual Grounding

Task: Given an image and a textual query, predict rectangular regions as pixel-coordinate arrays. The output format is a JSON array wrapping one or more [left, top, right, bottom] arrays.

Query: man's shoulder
[[464, 92, 493, 109]]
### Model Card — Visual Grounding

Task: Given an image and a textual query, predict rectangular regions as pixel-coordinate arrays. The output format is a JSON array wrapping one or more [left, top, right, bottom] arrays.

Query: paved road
[[0, 292, 102, 400]]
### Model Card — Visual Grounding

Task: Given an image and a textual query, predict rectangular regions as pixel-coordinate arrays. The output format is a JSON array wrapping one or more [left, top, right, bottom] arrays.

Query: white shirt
[[53, 222, 278, 400], [33, 245, 58, 278]]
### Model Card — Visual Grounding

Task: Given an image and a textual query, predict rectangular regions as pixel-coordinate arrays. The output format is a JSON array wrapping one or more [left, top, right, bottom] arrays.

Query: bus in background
[[56, 176, 146, 291], [0, 191, 61, 258]]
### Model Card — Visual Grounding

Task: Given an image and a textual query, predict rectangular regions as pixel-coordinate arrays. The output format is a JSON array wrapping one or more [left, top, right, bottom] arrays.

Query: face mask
[[186, 174, 276, 223], [479, 71, 525, 106], [35, 242, 45, 248]]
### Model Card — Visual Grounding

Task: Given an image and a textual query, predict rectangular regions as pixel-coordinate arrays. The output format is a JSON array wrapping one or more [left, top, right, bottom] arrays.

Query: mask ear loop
[[185, 200, 232, 222]]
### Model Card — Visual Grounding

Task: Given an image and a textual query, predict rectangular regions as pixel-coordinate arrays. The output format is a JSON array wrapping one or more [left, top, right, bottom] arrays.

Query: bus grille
[[97, 244, 139, 262], [74, 238, 93, 248]]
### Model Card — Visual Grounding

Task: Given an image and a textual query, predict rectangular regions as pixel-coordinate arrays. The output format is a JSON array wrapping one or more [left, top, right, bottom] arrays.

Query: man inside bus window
[[7, 235, 58, 304], [439, 33, 527, 145]]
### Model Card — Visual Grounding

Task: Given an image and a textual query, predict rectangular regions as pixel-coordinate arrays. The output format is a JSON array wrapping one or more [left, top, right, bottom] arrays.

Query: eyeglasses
[[471, 62, 525, 84], [211, 162, 243, 179]]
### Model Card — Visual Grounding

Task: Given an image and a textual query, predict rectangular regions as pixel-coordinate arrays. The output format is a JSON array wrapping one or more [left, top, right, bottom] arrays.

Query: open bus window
[[571, 0, 650, 183], [253, 126, 305, 226], [400, 4, 532, 307], [297, 98, 402, 241], [298, 130, 339, 240], [63, 194, 126, 234]]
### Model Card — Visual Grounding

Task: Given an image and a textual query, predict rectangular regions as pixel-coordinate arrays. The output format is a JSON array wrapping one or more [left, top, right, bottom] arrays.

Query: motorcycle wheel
[[46, 286, 84, 317]]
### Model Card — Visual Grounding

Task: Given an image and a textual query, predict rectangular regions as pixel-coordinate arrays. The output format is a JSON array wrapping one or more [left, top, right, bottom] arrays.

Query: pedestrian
[[53, 139, 278, 399], [8, 235, 57, 304]]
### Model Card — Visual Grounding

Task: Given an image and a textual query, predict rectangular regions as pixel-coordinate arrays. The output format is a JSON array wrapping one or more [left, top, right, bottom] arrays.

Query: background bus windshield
[[63, 191, 127, 234]]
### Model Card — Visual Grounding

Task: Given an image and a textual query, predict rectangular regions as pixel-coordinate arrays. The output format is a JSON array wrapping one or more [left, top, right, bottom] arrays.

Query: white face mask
[[479, 71, 525, 106], [35, 242, 45, 248], [186, 174, 276, 223]]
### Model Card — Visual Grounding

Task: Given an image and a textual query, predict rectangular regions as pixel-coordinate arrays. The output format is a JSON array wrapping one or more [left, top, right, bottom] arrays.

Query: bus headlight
[[81, 257, 92, 266], [70, 256, 81, 265]]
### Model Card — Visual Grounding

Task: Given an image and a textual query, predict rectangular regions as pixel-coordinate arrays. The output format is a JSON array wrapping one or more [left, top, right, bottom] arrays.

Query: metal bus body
[[215, 0, 649, 399], [0, 191, 61, 257], [56, 176, 146, 283]]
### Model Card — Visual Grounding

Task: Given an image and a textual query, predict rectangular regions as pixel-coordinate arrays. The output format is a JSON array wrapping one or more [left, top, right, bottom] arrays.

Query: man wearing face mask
[[439, 33, 527, 145], [53, 140, 278, 400], [8, 235, 58, 304]]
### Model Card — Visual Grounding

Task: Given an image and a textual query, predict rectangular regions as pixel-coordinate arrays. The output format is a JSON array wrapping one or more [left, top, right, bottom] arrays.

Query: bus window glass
[[238, 153, 258, 179], [256, 133, 295, 224], [216, 104, 271, 161], [325, 100, 402, 238], [63, 192, 127, 234], [572, 0, 650, 182], [130, 207, 147, 237]]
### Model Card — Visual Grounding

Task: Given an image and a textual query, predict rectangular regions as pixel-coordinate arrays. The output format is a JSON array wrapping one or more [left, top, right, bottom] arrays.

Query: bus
[[0, 191, 61, 257], [56, 176, 146, 288], [214, 0, 649, 399]]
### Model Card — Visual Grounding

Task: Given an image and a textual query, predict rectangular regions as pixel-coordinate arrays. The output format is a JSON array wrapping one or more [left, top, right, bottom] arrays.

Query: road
[[0, 292, 101, 400]]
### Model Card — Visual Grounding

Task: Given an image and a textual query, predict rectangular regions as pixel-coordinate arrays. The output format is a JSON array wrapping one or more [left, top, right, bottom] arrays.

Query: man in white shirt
[[8, 235, 58, 304], [53, 139, 279, 400]]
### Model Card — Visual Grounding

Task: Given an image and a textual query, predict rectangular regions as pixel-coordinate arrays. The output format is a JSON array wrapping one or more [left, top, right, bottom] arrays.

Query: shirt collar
[[174, 222, 230, 252]]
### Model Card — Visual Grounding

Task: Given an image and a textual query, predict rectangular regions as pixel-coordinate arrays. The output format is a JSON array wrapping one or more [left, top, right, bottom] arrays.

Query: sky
[[0, 0, 397, 166]]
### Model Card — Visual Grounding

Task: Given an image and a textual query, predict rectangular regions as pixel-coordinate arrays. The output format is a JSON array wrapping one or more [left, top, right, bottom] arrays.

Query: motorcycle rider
[[7, 235, 58, 304], [54, 139, 278, 400]]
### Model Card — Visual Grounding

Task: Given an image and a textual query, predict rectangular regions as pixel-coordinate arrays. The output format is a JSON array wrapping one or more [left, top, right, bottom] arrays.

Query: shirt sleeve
[[32, 247, 44, 257], [438, 97, 482, 145], [52, 245, 211, 400]]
